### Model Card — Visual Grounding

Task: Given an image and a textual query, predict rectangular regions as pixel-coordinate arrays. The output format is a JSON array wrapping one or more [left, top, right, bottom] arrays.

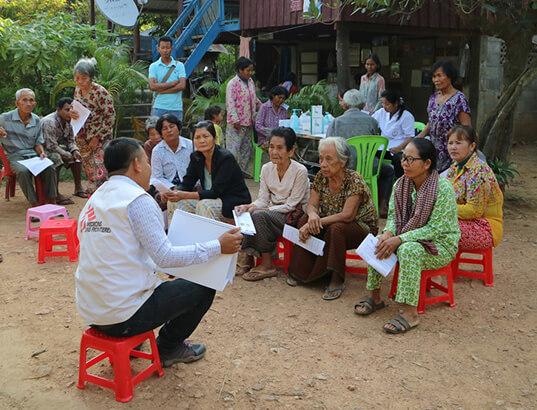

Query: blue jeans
[[151, 108, 183, 121], [92, 279, 215, 351]]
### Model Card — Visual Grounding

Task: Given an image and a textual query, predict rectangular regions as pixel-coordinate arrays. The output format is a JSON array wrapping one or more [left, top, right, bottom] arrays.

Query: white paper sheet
[[150, 177, 174, 192], [355, 234, 397, 277], [232, 210, 256, 236], [71, 100, 91, 137], [159, 210, 237, 291], [283, 224, 324, 256], [17, 157, 54, 176]]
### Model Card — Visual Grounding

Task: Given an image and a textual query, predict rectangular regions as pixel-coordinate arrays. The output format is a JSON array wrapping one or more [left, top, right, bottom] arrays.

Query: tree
[[341, 0, 537, 161]]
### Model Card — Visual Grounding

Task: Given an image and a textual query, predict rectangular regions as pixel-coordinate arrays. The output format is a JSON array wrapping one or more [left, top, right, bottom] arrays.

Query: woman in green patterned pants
[[354, 139, 460, 334]]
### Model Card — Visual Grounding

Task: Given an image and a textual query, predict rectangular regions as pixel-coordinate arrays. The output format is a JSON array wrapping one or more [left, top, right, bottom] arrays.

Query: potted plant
[[487, 159, 520, 192]]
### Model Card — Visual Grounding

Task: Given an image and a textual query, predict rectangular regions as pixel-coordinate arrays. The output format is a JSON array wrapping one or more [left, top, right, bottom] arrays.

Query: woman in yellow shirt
[[446, 125, 503, 249]]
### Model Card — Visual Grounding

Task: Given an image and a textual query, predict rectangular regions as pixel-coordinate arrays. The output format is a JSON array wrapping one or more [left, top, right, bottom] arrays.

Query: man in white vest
[[75, 137, 243, 367]]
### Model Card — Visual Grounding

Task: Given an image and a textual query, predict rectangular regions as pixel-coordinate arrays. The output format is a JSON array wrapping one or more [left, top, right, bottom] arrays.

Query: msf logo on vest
[[79, 205, 112, 234]]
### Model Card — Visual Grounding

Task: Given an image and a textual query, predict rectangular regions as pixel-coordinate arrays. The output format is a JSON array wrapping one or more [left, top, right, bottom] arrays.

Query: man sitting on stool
[[75, 137, 243, 367], [41, 97, 85, 204], [0, 88, 57, 206]]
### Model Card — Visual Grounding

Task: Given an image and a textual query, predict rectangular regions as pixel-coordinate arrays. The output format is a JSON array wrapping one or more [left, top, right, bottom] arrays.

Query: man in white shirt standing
[[75, 137, 242, 367]]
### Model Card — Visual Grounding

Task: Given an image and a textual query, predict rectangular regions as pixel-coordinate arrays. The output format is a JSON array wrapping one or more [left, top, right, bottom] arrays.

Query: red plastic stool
[[345, 251, 368, 275], [388, 263, 455, 314], [254, 237, 293, 273], [452, 247, 493, 287], [77, 328, 164, 402], [38, 218, 79, 263]]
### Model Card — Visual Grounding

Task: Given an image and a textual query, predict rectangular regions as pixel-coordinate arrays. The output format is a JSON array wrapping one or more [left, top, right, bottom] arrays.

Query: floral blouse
[[226, 75, 260, 127], [446, 152, 503, 246], [74, 82, 115, 143], [427, 90, 470, 172], [312, 169, 378, 234]]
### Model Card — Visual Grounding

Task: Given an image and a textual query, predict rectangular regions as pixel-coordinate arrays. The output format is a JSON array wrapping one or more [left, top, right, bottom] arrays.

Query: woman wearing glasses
[[354, 139, 460, 334], [163, 121, 251, 223]]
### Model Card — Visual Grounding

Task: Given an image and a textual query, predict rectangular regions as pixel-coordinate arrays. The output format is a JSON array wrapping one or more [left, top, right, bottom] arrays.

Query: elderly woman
[[72, 58, 116, 194], [143, 116, 161, 165], [164, 121, 251, 222], [446, 125, 503, 250], [235, 127, 310, 281], [326, 89, 379, 171], [287, 137, 378, 300], [225, 57, 261, 177], [359, 54, 385, 114], [255, 86, 289, 146], [151, 114, 193, 189], [417, 60, 471, 172], [354, 139, 460, 334]]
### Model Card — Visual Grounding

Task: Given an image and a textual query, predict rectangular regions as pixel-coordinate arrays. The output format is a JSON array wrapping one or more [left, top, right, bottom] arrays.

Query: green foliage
[[0, 13, 148, 138], [185, 79, 229, 126], [487, 159, 520, 187], [215, 46, 238, 81], [0, 13, 111, 115], [286, 80, 343, 116], [0, 0, 88, 22]]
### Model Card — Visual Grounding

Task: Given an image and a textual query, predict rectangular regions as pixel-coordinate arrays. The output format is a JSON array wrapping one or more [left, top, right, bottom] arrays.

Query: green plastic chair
[[253, 141, 263, 182], [346, 135, 389, 212], [414, 121, 426, 133]]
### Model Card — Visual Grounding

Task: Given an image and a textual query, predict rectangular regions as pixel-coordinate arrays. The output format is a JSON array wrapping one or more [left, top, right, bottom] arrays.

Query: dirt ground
[[1, 144, 536, 410]]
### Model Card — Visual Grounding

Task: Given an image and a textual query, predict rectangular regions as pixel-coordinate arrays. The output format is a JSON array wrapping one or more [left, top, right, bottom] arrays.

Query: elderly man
[[148, 36, 187, 120], [76, 137, 243, 367], [0, 88, 57, 205], [326, 89, 380, 171], [41, 97, 85, 204], [326, 89, 394, 217]]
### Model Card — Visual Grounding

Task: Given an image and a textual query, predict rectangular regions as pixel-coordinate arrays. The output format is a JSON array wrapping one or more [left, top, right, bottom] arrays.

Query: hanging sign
[[95, 0, 140, 27]]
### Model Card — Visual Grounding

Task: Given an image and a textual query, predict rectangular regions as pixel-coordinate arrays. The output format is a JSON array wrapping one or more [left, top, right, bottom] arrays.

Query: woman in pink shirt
[[225, 57, 261, 177]]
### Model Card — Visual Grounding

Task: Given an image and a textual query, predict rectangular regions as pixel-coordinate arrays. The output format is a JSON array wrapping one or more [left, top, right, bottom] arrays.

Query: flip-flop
[[286, 276, 298, 287], [73, 190, 89, 199], [242, 266, 279, 282], [354, 297, 386, 316], [383, 314, 417, 334], [322, 284, 345, 300]]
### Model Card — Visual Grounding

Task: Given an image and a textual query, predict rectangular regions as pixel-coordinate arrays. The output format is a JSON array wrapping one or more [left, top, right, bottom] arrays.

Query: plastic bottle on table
[[290, 109, 300, 133]]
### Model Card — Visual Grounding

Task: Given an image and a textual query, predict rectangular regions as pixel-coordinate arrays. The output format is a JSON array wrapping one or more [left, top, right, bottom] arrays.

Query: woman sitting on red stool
[[446, 125, 503, 250], [354, 139, 460, 334]]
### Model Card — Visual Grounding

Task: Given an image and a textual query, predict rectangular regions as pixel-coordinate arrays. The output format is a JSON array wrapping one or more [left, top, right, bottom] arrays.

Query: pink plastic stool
[[26, 204, 69, 239]]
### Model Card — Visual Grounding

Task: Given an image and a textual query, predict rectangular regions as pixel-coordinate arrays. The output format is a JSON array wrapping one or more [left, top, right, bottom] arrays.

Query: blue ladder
[[152, 0, 240, 76]]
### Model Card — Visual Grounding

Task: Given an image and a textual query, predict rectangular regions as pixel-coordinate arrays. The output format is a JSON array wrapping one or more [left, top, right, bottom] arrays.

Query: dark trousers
[[93, 279, 215, 351]]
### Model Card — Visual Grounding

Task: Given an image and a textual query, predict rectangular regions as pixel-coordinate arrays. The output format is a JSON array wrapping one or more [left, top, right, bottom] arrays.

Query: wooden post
[[89, 0, 96, 25], [335, 22, 351, 92]]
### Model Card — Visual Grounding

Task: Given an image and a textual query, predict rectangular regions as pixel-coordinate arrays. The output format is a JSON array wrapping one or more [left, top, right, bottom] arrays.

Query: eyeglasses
[[401, 154, 424, 165]]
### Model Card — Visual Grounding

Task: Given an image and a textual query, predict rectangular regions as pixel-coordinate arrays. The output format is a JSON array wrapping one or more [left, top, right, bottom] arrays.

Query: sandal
[[383, 314, 417, 334], [74, 190, 89, 199], [354, 297, 386, 316], [236, 252, 253, 276], [242, 266, 279, 282], [322, 284, 345, 301], [286, 276, 298, 287], [56, 195, 75, 205]]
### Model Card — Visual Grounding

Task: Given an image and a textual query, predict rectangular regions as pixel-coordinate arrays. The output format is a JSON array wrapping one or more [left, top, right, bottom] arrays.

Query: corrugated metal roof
[[240, 0, 469, 32]]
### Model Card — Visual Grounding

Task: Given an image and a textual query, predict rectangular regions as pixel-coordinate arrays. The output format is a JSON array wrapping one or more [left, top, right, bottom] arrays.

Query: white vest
[[75, 176, 161, 325]]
